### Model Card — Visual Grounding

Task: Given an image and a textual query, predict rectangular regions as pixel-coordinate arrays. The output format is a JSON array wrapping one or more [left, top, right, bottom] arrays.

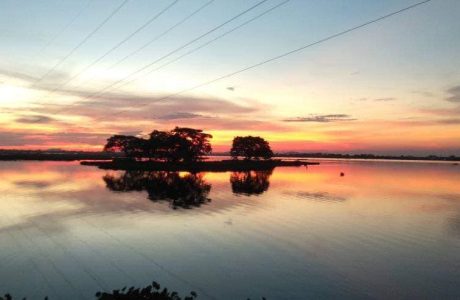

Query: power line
[[34, 0, 130, 85], [107, 0, 215, 71], [44, 0, 180, 95], [77, 0, 270, 101], [66, 0, 215, 93], [88, 0, 289, 95], [135, 0, 291, 85], [36, 0, 94, 56], [98, 0, 433, 120]]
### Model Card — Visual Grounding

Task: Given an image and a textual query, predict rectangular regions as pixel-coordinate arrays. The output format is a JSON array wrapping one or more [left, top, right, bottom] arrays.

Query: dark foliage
[[230, 170, 272, 196], [170, 127, 212, 162], [103, 128, 212, 162], [2, 281, 268, 299], [103, 171, 211, 209], [104, 135, 147, 159], [1, 282, 195, 300], [95, 281, 197, 300], [230, 136, 273, 160]]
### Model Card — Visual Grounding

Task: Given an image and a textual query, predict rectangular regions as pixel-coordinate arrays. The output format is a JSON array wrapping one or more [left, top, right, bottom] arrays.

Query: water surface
[[0, 160, 459, 299]]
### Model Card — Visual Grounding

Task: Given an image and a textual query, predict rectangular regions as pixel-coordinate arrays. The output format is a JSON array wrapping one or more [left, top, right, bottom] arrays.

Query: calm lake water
[[0, 160, 459, 299]]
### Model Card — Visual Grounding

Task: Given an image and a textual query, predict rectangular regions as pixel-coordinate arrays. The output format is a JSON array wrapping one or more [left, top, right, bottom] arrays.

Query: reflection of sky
[[0, 161, 459, 299], [0, 1, 460, 154]]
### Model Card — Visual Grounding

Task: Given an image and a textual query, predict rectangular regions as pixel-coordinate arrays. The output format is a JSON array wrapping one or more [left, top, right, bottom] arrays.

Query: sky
[[0, 0, 460, 155]]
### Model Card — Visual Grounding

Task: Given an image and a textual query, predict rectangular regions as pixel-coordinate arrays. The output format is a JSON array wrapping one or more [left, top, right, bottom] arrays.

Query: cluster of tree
[[104, 127, 212, 162], [230, 136, 273, 160], [103, 171, 211, 209], [104, 127, 274, 161]]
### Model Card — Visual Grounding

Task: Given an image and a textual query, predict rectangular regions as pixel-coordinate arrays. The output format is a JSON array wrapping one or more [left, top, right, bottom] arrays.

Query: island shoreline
[[80, 159, 319, 172]]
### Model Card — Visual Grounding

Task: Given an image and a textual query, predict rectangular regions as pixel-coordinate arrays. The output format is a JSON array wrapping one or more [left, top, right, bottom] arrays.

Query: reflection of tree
[[230, 170, 272, 196], [104, 171, 147, 192], [103, 171, 211, 209]]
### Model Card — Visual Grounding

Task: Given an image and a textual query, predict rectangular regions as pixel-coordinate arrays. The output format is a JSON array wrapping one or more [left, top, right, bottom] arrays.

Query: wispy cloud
[[352, 97, 396, 102], [0, 68, 38, 83], [436, 118, 460, 125], [418, 106, 460, 117], [412, 90, 434, 97], [374, 97, 396, 102], [153, 112, 210, 120], [0, 130, 108, 147], [15, 114, 55, 124], [282, 114, 356, 123], [33, 90, 261, 121], [446, 85, 460, 103]]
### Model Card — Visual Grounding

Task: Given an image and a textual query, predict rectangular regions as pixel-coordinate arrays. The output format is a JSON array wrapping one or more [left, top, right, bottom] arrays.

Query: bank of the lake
[[81, 159, 319, 172]]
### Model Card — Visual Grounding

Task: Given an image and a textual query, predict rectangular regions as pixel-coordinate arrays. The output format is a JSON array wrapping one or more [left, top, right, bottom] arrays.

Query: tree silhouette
[[1, 281, 197, 300], [148, 130, 176, 161], [104, 135, 147, 159], [103, 127, 212, 162], [95, 281, 197, 300], [103, 171, 211, 209], [230, 170, 272, 196], [170, 127, 212, 162], [230, 136, 273, 160]]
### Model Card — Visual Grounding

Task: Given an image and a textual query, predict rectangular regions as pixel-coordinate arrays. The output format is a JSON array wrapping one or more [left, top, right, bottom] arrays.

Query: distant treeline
[[0, 149, 121, 161], [1, 280, 267, 299], [1, 280, 197, 300], [1, 149, 459, 162], [210, 152, 460, 162], [274, 152, 460, 161]]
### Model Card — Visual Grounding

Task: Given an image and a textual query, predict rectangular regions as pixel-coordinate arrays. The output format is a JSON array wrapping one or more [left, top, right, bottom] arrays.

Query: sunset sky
[[1, 0, 459, 155]]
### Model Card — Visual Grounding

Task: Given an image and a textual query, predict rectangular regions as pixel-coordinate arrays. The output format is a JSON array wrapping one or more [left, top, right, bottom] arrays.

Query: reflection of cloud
[[427, 193, 460, 238], [448, 214, 460, 237], [14, 180, 52, 189], [439, 194, 460, 201], [282, 114, 356, 123], [446, 85, 460, 103], [0, 209, 75, 236], [285, 191, 347, 202]]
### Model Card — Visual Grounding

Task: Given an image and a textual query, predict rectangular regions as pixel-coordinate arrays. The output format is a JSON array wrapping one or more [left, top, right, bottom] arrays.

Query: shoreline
[[80, 159, 319, 172], [0, 152, 458, 163]]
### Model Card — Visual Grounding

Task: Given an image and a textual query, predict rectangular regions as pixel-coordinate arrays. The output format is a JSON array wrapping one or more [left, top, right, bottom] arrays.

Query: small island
[[81, 127, 318, 172]]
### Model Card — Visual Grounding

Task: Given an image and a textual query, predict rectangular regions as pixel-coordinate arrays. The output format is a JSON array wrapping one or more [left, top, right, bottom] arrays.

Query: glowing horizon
[[1, 0, 460, 155]]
